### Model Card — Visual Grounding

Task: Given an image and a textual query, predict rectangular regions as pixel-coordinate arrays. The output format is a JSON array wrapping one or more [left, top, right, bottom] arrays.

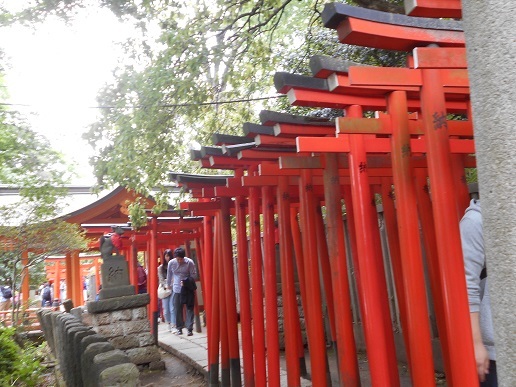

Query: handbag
[[157, 284, 172, 299]]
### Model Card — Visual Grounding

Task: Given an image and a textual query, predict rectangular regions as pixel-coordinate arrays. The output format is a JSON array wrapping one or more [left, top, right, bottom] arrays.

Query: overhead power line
[[0, 94, 286, 110], [94, 94, 287, 109]]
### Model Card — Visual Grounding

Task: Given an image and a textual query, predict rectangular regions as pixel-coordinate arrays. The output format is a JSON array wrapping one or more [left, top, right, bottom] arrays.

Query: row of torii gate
[[24, 187, 203, 309], [168, 2, 481, 387]]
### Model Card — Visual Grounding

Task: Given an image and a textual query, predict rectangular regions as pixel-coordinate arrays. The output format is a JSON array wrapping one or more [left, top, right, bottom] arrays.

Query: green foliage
[[83, 0, 327, 207], [5, 0, 408, 214], [0, 327, 46, 386], [127, 197, 149, 230], [0, 111, 72, 211], [0, 93, 89, 296], [465, 168, 477, 184]]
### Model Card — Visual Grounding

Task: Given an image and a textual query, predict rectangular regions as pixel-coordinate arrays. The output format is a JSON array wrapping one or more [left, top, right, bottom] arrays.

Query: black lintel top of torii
[[309, 55, 368, 78], [321, 3, 463, 31], [258, 109, 335, 127]]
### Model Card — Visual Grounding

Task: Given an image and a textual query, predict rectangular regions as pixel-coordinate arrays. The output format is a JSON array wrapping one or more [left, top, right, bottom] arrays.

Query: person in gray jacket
[[460, 198, 497, 386]]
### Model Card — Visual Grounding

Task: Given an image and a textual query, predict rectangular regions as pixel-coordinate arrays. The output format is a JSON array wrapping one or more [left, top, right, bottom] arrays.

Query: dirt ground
[[139, 348, 207, 387]]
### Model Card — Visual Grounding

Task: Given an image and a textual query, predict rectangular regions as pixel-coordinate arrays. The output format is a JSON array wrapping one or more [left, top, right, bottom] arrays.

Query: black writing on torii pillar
[[432, 112, 448, 130], [359, 162, 367, 173]]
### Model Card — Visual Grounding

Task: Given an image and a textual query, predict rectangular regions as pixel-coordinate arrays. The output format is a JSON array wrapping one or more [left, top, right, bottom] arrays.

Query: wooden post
[[420, 68, 477, 385], [216, 221, 230, 387], [277, 177, 301, 386], [388, 90, 435, 383], [21, 250, 29, 305], [322, 153, 360, 386], [220, 197, 242, 386], [208, 219, 221, 387], [299, 169, 328, 386], [249, 185, 266, 387], [289, 206, 309, 377], [346, 104, 399, 386], [262, 186, 280, 386], [235, 193, 255, 386]]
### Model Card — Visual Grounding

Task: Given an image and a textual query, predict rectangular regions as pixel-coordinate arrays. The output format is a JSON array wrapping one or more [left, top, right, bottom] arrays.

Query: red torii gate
[[171, 2, 481, 387]]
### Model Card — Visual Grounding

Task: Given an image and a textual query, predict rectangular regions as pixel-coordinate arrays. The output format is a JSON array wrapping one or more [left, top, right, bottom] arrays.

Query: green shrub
[[0, 327, 46, 386]]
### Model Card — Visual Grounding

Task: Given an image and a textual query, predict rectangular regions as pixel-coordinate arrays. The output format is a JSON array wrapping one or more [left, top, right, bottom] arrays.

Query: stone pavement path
[[139, 347, 206, 386]]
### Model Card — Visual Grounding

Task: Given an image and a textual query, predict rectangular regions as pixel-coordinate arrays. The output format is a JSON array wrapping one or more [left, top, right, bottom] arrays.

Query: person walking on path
[[40, 282, 53, 307], [167, 247, 197, 336], [159, 249, 175, 332], [137, 262, 148, 294], [0, 284, 12, 311], [460, 197, 498, 386]]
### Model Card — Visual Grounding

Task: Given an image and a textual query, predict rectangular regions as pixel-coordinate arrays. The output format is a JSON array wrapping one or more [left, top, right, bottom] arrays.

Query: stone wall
[[37, 309, 140, 387], [82, 293, 164, 373]]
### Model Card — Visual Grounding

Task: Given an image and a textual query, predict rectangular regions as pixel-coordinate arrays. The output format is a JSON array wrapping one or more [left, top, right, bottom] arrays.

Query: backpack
[[42, 286, 51, 301], [1, 286, 12, 299]]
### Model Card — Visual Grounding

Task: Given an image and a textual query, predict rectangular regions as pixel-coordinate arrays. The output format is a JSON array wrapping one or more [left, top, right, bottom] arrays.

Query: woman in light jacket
[[158, 249, 175, 331]]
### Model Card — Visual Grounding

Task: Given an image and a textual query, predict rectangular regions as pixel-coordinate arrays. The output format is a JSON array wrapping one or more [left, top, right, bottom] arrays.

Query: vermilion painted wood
[[216, 227, 230, 386], [337, 116, 473, 137], [237, 149, 298, 160], [287, 88, 470, 113], [277, 177, 302, 386], [322, 153, 360, 386], [220, 198, 242, 386], [388, 91, 436, 384], [413, 169, 453, 380], [420, 69, 477, 385], [21, 252, 29, 303], [206, 156, 260, 169], [314, 205, 337, 344], [235, 196, 254, 386], [254, 134, 297, 147], [279, 154, 475, 171], [341, 185, 363, 321], [273, 122, 336, 137], [296, 135, 475, 154], [289, 206, 310, 378], [328, 73, 420, 94], [299, 170, 329, 386], [405, 0, 462, 19], [413, 47, 468, 69], [214, 185, 249, 197], [346, 105, 399, 385], [348, 67, 469, 88], [336, 18, 465, 51], [379, 179, 412, 368], [262, 186, 281, 386], [202, 187, 216, 198], [71, 251, 84, 308], [289, 207, 307, 303], [204, 217, 219, 386], [249, 186, 267, 387], [180, 201, 222, 212]]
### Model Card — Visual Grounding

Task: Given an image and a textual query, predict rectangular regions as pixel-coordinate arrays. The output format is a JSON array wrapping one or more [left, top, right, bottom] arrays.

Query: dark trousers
[[172, 292, 194, 331], [480, 361, 498, 387]]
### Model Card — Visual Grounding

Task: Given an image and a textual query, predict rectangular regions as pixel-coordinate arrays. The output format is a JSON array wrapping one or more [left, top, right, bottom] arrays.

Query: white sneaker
[[168, 323, 172, 332]]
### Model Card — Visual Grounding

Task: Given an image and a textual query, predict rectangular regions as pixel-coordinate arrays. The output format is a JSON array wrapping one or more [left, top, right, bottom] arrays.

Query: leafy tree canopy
[[4, 0, 403, 218], [0, 75, 89, 288]]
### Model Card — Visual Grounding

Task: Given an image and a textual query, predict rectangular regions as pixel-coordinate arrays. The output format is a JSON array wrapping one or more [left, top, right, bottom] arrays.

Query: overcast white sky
[[0, 4, 134, 185]]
